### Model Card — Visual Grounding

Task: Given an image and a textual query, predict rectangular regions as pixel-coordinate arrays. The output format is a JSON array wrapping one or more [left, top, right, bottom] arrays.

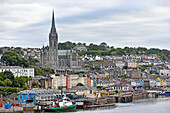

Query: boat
[[83, 103, 115, 108], [44, 97, 77, 112], [159, 92, 170, 96]]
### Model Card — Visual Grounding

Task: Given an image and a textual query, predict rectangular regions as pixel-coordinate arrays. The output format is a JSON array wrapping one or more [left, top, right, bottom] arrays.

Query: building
[[39, 77, 53, 89], [51, 74, 92, 90], [40, 11, 81, 73], [84, 61, 116, 70], [18, 88, 61, 103], [0, 66, 34, 77], [110, 84, 133, 92], [127, 61, 137, 68], [67, 86, 97, 98], [73, 43, 87, 51], [115, 60, 125, 68]]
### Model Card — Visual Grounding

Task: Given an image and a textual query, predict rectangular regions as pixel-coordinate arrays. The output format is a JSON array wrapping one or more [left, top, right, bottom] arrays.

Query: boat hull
[[44, 104, 77, 112], [83, 103, 115, 108]]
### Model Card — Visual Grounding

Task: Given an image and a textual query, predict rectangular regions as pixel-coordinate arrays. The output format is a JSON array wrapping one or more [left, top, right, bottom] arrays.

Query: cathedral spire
[[50, 10, 56, 33]]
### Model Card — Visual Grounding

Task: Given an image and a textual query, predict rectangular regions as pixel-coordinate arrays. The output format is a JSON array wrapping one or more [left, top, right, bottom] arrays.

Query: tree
[[1, 51, 29, 67], [3, 97, 7, 103], [3, 71, 14, 84], [4, 79, 12, 86], [76, 83, 84, 86], [0, 76, 3, 81], [13, 79, 20, 87], [28, 56, 39, 66], [0, 48, 3, 54], [58, 41, 76, 50], [58, 86, 62, 90], [143, 84, 150, 89], [34, 67, 44, 76], [122, 65, 128, 69], [32, 82, 39, 88], [29, 65, 54, 76], [0, 81, 3, 86], [13, 76, 31, 87], [8, 99, 11, 104], [1, 51, 19, 66], [0, 72, 3, 78], [23, 84, 30, 90]]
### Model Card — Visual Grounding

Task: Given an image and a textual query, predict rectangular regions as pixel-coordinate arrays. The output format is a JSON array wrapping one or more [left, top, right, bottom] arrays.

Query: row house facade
[[0, 66, 34, 77]]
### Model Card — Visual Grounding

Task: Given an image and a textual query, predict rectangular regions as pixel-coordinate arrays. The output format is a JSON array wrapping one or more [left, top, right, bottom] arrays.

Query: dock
[[0, 106, 23, 113]]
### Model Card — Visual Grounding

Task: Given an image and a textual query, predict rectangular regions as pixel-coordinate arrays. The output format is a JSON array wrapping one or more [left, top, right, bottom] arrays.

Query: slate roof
[[68, 86, 97, 90]]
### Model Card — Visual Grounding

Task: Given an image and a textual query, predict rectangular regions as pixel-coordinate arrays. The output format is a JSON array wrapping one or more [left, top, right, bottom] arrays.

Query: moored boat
[[44, 104, 77, 112], [44, 97, 77, 112], [83, 103, 115, 108]]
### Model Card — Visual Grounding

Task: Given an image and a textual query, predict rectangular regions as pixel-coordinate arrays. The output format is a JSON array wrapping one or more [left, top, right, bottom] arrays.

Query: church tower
[[40, 10, 81, 72], [48, 10, 58, 69]]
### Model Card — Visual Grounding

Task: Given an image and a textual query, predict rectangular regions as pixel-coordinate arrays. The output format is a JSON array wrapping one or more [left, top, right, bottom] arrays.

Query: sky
[[0, 0, 170, 50]]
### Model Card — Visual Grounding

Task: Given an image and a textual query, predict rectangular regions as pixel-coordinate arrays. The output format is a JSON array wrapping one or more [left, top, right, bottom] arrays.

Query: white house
[[115, 61, 125, 68], [111, 84, 133, 91], [0, 66, 34, 77]]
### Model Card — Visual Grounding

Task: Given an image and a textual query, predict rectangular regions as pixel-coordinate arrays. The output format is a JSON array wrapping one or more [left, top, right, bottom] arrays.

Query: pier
[[0, 106, 23, 113], [146, 90, 162, 98]]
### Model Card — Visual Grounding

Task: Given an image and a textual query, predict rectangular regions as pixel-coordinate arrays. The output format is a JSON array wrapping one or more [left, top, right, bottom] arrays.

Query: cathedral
[[40, 11, 81, 73]]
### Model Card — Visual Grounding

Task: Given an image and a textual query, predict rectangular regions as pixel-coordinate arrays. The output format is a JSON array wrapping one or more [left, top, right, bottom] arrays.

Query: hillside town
[[0, 11, 170, 112]]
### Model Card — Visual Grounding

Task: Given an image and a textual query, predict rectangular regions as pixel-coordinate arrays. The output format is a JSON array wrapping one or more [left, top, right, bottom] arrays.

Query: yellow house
[[132, 62, 137, 68], [128, 62, 137, 68]]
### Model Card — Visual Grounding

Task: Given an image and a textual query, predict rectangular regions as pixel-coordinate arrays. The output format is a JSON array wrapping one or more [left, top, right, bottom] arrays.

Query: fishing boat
[[44, 97, 77, 112]]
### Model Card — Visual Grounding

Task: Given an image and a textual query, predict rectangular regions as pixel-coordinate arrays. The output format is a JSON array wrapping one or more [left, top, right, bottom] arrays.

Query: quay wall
[[133, 93, 148, 100]]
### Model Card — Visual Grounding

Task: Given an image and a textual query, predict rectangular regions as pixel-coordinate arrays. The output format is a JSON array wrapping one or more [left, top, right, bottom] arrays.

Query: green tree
[[1, 51, 29, 67], [58, 41, 76, 50], [3, 71, 14, 84], [58, 86, 62, 90], [122, 65, 128, 69], [4, 79, 12, 86], [14, 76, 30, 87], [76, 83, 84, 86], [0, 72, 3, 78], [0, 76, 3, 81], [143, 84, 150, 88], [23, 84, 30, 90], [0, 81, 4, 86], [13, 79, 21, 87], [32, 82, 39, 88], [1, 51, 18, 66]]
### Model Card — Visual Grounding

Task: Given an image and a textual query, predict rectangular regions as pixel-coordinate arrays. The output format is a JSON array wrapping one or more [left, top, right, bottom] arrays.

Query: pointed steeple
[[50, 10, 56, 33]]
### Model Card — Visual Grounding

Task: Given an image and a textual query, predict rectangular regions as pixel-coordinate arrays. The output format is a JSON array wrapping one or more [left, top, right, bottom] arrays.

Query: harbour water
[[24, 97, 170, 113]]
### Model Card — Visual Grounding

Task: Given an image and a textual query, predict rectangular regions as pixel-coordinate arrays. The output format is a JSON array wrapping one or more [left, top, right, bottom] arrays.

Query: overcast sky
[[0, 0, 170, 49]]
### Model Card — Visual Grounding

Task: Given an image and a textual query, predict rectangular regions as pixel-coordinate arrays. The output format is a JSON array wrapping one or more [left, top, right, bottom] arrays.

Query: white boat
[[44, 96, 77, 112]]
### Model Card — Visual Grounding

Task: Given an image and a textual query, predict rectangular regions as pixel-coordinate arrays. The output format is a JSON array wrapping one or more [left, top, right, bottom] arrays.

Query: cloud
[[0, 0, 170, 49]]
